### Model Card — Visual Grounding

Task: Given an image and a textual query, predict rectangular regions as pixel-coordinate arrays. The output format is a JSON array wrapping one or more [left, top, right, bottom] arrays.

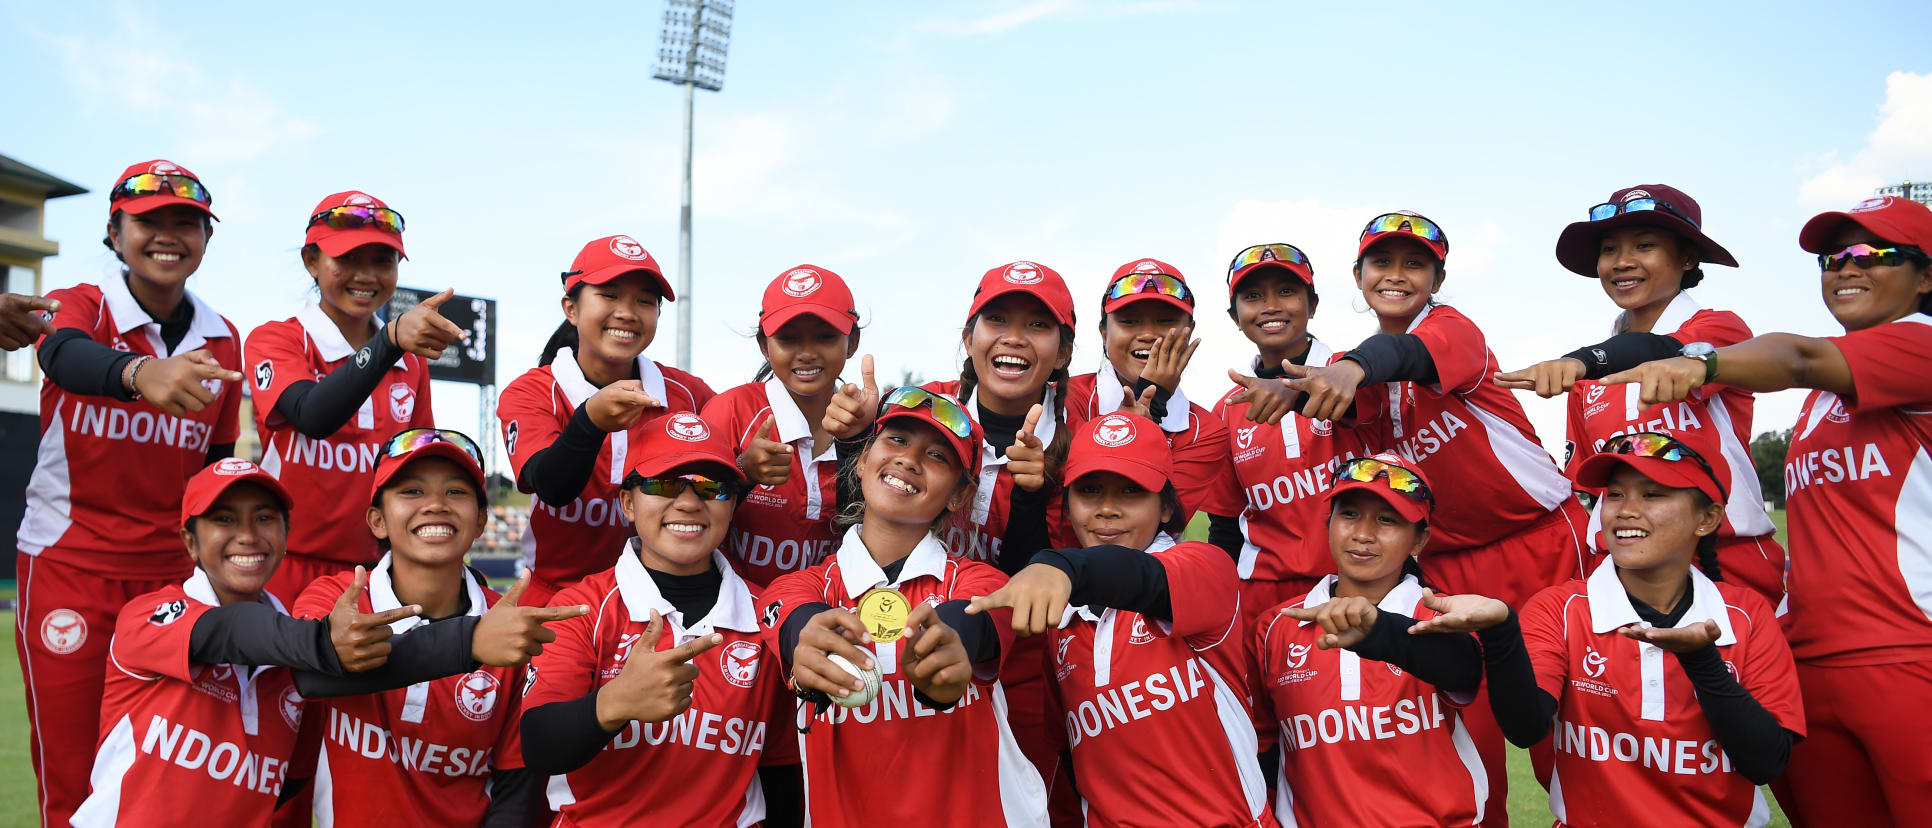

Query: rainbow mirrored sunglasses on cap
[[1599, 432, 1721, 495], [309, 204, 405, 235], [1587, 197, 1700, 229], [110, 173, 211, 205], [1818, 243, 1925, 272], [1104, 272, 1192, 306], [1360, 212, 1447, 245], [1226, 243, 1311, 281], [1333, 456, 1434, 507], [629, 473, 749, 501], [383, 428, 483, 467], [881, 386, 973, 439]]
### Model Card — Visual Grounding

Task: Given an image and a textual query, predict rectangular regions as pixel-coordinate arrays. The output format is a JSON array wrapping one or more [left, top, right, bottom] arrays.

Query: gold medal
[[857, 587, 911, 643]]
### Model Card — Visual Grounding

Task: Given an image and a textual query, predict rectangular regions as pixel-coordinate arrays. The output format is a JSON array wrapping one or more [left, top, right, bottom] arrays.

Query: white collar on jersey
[[958, 382, 1058, 469], [833, 524, 949, 600], [366, 552, 487, 635], [615, 543, 760, 636], [1403, 302, 1436, 334], [1611, 290, 1701, 336], [182, 566, 289, 614], [101, 272, 230, 354], [1295, 573, 1425, 627], [296, 301, 402, 367], [1248, 337, 1336, 377], [1585, 559, 1737, 646], [761, 377, 836, 462], [549, 346, 668, 409], [1062, 532, 1178, 627], [1095, 359, 1190, 432]]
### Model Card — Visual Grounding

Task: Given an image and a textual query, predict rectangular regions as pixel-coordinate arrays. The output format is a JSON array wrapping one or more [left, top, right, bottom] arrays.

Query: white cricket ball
[[827, 652, 882, 708]]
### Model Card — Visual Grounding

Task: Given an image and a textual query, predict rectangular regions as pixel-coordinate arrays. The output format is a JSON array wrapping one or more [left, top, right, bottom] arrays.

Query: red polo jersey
[[701, 379, 842, 588], [1065, 364, 1245, 519], [921, 379, 1073, 562]]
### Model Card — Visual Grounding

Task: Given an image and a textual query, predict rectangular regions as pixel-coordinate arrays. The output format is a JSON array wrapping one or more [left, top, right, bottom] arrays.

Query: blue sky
[[7, 0, 1932, 475]]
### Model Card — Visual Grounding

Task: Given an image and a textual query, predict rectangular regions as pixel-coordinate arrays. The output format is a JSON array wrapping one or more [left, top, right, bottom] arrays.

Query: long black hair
[[958, 313, 1076, 490], [538, 283, 587, 367]]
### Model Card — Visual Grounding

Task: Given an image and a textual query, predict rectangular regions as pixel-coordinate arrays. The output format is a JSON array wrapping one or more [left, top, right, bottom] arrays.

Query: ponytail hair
[[752, 333, 774, 383], [1695, 534, 1723, 582], [538, 284, 586, 367]]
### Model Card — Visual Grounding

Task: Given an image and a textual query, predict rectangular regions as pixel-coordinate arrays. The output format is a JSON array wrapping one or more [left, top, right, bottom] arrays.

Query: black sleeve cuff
[[523, 404, 609, 507], [519, 690, 621, 776], [1033, 545, 1172, 619], [1206, 514, 1244, 564], [1563, 332, 1686, 380], [777, 601, 835, 676]]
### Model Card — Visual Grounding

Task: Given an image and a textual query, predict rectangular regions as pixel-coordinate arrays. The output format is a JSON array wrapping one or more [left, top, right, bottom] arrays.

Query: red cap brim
[[1797, 210, 1932, 254], [1063, 455, 1169, 493], [1323, 479, 1431, 524], [967, 284, 1075, 328], [310, 227, 406, 259], [628, 449, 741, 482], [760, 302, 857, 336], [1101, 292, 1194, 317], [875, 409, 980, 475], [1571, 453, 1725, 506], [370, 443, 486, 503], [181, 472, 293, 529], [1358, 233, 1447, 262], [1228, 261, 1314, 296], [571, 265, 676, 301], [115, 194, 218, 222]]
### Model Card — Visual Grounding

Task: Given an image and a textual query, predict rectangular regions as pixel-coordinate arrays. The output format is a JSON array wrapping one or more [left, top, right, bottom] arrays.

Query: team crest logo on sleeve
[[278, 685, 305, 731], [253, 360, 274, 391], [1309, 418, 1333, 436], [455, 671, 502, 721], [504, 421, 519, 458], [1127, 615, 1156, 644], [523, 663, 539, 695], [720, 640, 762, 688], [609, 236, 648, 260], [388, 382, 416, 422], [40, 609, 86, 654], [1002, 261, 1044, 285], [781, 268, 823, 298], [149, 600, 188, 626], [1094, 414, 1137, 448], [1826, 399, 1852, 424], [666, 413, 710, 442], [761, 599, 783, 628]]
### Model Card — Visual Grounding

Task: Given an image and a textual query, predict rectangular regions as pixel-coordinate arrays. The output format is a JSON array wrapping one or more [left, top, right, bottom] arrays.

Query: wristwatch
[[1679, 341, 1718, 384]]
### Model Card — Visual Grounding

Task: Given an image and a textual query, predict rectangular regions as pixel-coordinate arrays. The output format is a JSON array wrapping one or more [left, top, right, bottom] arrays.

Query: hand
[[1279, 359, 1365, 422], [133, 349, 244, 417], [1007, 404, 1046, 492], [1492, 357, 1586, 399], [1619, 619, 1721, 653], [1407, 588, 1511, 635], [1137, 328, 1201, 393], [966, 562, 1073, 638], [594, 610, 724, 729], [388, 287, 467, 359], [585, 379, 660, 432], [790, 608, 878, 699], [1115, 384, 1159, 420], [1600, 357, 1706, 406], [470, 573, 591, 667], [902, 603, 972, 704], [1225, 369, 1303, 425], [738, 417, 793, 486], [822, 354, 881, 440], [1280, 595, 1379, 650], [328, 565, 422, 672], [0, 293, 57, 350]]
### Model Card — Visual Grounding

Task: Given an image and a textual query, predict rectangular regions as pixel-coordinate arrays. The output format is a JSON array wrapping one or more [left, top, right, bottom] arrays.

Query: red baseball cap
[[1357, 210, 1448, 261], [875, 389, 983, 475], [1063, 412, 1172, 492], [1323, 452, 1434, 524], [760, 265, 858, 335], [304, 191, 406, 259], [369, 429, 487, 504], [109, 159, 218, 220], [967, 261, 1076, 328], [181, 458, 293, 530], [1227, 243, 1316, 299], [1798, 196, 1932, 254], [1554, 184, 1737, 277], [1571, 431, 1727, 507], [624, 413, 743, 481], [564, 235, 674, 299], [1102, 258, 1196, 316]]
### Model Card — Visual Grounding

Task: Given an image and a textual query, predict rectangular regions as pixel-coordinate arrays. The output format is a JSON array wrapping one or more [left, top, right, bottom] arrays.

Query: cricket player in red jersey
[[1254, 452, 1490, 826], [521, 412, 788, 827], [498, 235, 716, 607], [75, 458, 573, 827], [764, 390, 1048, 826], [15, 159, 247, 827], [1214, 243, 1375, 627], [294, 429, 572, 826], [702, 264, 864, 588], [1601, 196, 1932, 826], [1064, 258, 1243, 529], [1417, 432, 1803, 827], [248, 191, 462, 605], [1495, 184, 1784, 606], [972, 412, 1275, 827]]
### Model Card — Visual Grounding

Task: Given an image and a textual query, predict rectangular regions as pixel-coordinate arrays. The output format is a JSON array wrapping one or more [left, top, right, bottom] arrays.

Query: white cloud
[[1798, 71, 1932, 207], [908, 0, 1200, 37]]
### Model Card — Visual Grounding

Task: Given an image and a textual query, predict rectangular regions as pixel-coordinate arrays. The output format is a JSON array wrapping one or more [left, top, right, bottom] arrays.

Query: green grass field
[[2, 513, 1793, 827]]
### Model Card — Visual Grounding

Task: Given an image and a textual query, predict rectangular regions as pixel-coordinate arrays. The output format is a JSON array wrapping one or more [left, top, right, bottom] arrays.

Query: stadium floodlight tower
[[652, 0, 733, 371]]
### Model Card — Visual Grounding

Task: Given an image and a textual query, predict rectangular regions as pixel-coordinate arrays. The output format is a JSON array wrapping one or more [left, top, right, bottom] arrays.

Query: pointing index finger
[[861, 354, 877, 394], [421, 287, 455, 309], [667, 632, 725, 663], [365, 605, 422, 626]]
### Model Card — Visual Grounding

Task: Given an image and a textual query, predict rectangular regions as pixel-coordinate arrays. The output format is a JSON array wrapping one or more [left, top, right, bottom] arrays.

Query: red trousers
[[1776, 659, 1932, 827]]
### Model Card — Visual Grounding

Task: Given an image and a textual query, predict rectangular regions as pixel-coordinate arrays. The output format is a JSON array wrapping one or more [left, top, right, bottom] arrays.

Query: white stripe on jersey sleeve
[[1449, 712, 1488, 825], [313, 743, 334, 828], [1704, 395, 1778, 536], [1897, 449, 1932, 625], [16, 401, 75, 554], [71, 714, 139, 828], [1200, 659, 1268, 821], [546, 772, 578, 812], [988, 682, 1050, 827], [1273, 723, 1300, 827], [1463, 400, 1572, 511]]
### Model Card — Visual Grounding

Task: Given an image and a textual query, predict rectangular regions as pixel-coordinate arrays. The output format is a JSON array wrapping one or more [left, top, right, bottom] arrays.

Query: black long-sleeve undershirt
[[1206, 515, 1244, 564], [1340, 333, 1439, 386], [1564, 332, 1685, 380], [1032, 544, 1172, 620], [185, 602, 481, 698], [479, 767, 541, 827], [519, 405, 607, 507], [1475, 611, 1557, 747], [38, 328, 141, 400], [270, 329, 407, 439], [1348, 610, 1481, 694], [519, 691, 612, 775], [977, 402, 1056, 575]]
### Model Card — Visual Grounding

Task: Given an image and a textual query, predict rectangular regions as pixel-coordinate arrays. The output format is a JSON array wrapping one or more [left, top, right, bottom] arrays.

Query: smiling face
[[858, 422, 970, 529], [306, 243, 401, 322], [1598, 465, 1722, 574], [1101, 302, 1191, 384], [1596, 226, 1693, 314], [565, 272, 661, 364], [1354, 237, 1443, 324], [1230, 270, 1314, 350], [110, 205, 211, 288], [1820, 223, 1932, 332], [1066, 471, 1169, 550], [182, 484, 289, 606], [619, 463, 738, 576], [1326, 490, 1428, 590], [762, 315, 855, 399], [367, 457, 487, 568], [963, 294, 1072, 415]]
